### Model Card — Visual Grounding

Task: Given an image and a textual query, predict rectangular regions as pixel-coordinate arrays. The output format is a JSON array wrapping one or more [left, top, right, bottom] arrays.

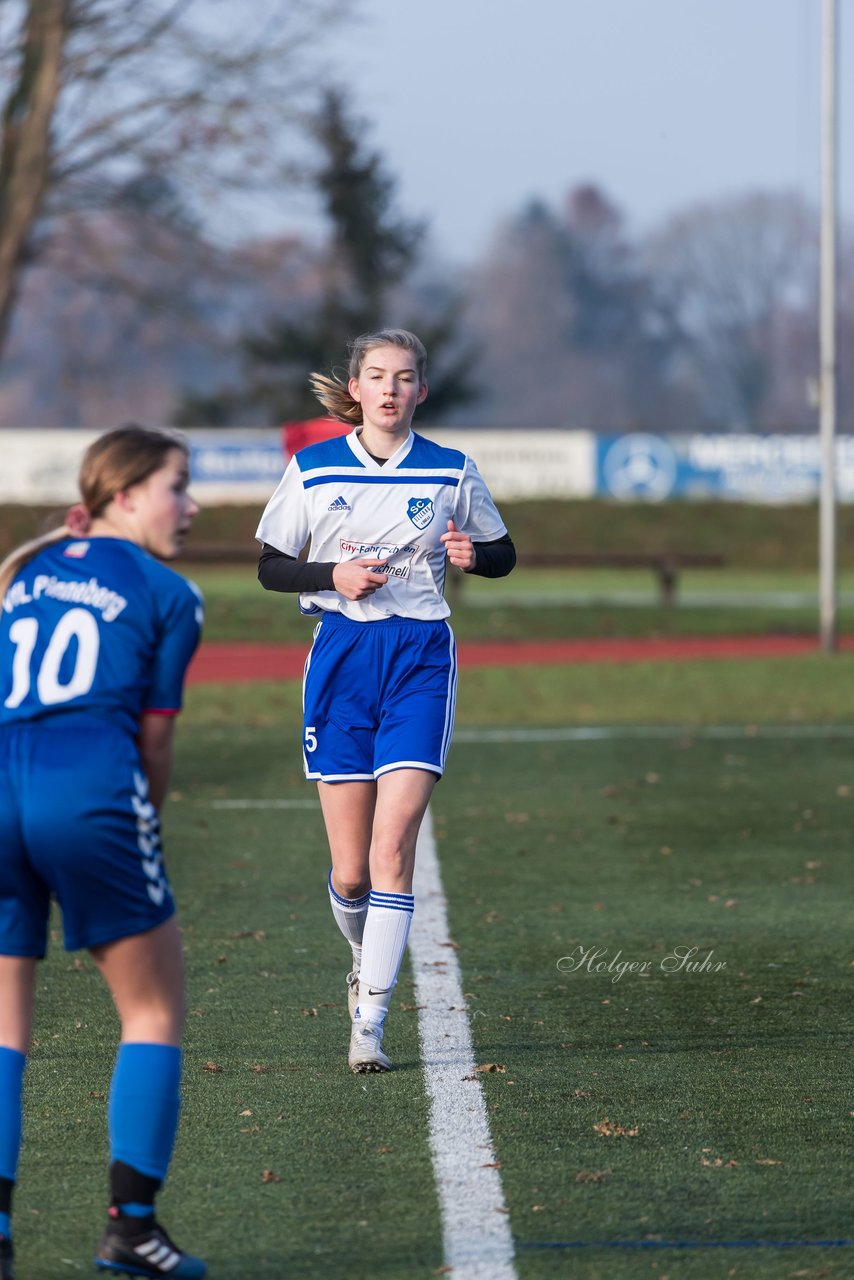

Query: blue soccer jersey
[[256, 430, 507, 621], [0, 537, 203, 734]]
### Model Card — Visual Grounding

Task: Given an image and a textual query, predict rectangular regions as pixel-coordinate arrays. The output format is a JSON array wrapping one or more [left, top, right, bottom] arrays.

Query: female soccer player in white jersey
[[257, 329, 515, 1072], [0, 426, 206, 1278]]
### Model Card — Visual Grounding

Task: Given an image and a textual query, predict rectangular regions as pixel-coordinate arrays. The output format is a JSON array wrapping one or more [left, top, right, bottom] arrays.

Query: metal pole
[[819, 0, 838, 653]]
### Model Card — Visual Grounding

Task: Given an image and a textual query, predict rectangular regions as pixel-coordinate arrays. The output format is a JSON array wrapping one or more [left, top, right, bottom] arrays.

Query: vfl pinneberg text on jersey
[[3, 574, 128, 623]]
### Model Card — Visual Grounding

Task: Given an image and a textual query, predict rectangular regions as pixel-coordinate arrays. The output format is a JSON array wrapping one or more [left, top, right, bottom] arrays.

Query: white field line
[[411, 807, 518, 1280], [454, 724, 854, 743]]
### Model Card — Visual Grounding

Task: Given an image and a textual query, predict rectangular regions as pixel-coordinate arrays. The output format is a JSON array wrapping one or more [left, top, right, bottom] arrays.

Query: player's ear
[[112, 488, 134, 512], [348, 377, 361, 402], [416, 381, 428, 405]]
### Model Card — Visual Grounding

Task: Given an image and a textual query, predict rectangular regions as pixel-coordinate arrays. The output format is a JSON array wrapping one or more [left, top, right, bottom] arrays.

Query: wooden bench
[[178, 545, 725, 607], [504, 551, 725, 607]]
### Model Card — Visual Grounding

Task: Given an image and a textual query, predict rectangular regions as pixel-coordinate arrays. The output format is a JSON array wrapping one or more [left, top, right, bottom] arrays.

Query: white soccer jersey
[[256, 429, 507, 621]]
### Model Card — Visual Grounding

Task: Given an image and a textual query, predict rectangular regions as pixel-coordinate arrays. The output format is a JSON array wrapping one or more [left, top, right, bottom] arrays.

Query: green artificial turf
[[11, 666, 854, 1278], [184, 652, 854, 731], [432, 735, 854, 1278]]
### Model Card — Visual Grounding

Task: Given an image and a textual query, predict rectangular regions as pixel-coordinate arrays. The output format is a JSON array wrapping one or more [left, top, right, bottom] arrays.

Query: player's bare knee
[[122, 996, 185, 1044], [334, 873, 371, 899], [369, 841, 414, 887]]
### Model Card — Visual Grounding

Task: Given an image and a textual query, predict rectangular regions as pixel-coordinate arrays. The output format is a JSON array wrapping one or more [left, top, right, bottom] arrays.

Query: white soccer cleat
[[348, 1020, 392, 1073], [346, 969, 360, 1021]]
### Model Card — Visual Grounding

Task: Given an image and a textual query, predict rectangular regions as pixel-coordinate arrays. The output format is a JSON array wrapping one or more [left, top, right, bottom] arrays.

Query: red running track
[[186, 634, 854, 685]]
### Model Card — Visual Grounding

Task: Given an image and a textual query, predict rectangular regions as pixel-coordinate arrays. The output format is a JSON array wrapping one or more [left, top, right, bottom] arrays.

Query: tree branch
[[0, 0, 70, 347]]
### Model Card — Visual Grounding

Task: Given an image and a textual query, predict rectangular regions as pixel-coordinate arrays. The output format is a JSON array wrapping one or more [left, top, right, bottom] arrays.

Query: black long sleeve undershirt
[[257, 532, 516, 593], [468, 532, 516, 578]]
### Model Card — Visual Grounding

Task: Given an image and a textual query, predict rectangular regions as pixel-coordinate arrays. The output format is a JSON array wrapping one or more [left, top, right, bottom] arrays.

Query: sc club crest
[[407, 497, 434, 530]]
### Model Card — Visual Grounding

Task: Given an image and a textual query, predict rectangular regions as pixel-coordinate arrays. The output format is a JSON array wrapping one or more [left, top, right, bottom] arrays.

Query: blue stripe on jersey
[[405, 434, 466, 470], [303, 473, 459, 489], [293, 432, 466, 473], [294, 436, 364, 470]]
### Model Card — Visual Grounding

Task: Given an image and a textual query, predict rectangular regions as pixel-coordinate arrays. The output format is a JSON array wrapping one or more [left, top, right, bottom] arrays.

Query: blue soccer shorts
[[301, 613, 458, 782], [0, 717, 176, 956]]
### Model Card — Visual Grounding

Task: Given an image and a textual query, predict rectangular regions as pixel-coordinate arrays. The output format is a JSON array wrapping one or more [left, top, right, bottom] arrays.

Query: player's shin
[[327, 869, 369, 970], [0, 1048, 25, 1248], [107, 1043, 182, 1215], [355, 890, 414, 1026]]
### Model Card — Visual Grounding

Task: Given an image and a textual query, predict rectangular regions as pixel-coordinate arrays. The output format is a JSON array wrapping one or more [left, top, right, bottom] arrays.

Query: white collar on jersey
[[348, 428, 414, 470]]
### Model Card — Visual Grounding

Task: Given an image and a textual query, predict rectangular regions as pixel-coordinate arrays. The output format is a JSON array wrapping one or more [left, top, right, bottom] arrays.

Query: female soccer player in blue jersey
[[0, 426, 206, 1279], [257, 329, 515, 1073]]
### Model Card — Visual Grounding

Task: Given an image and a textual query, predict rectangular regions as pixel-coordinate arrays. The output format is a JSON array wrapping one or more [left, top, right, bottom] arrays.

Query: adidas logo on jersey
[[328, 495, 351, 512]]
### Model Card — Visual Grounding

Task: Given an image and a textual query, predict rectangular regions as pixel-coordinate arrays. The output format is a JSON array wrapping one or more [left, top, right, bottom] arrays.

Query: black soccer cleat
[[94, 1211, 206, 1278], [0, 1233, 13, 1280]]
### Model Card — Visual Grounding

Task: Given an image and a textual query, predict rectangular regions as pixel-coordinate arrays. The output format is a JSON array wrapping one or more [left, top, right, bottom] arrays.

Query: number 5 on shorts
[[304, 725, 318, 753]]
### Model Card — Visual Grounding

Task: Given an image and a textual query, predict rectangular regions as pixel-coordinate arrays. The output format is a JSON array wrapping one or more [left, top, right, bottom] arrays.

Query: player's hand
[[333, 557, 389, 600], [440, 519, 476, 572]]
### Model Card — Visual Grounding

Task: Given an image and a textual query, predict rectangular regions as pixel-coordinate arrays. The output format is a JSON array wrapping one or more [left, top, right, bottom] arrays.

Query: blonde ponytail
[[0, 526, 72, 601], [308, 371, 363, 425]]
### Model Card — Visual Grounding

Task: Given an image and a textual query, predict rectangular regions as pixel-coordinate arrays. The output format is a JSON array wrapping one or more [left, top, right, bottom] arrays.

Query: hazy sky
[[290, 0, 854, 264]]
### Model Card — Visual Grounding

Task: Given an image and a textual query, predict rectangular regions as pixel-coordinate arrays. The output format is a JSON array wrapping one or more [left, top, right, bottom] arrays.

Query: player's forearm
[[467, 533, 517, 579], [257, 544, 336, 593], [138, 714, 177, 811]]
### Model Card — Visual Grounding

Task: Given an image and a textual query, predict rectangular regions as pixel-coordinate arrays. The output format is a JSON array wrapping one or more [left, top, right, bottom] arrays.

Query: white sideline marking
[[411, 808, 518, 1280], [454, 724, 854, 743]]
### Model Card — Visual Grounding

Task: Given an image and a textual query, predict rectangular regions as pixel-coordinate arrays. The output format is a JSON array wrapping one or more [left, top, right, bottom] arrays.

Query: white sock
[[327, 869, 369, 970], [355, 890, 414, 1027]]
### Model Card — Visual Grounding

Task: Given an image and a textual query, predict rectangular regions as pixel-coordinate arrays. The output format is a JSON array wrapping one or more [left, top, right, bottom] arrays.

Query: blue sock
[[0, 1048, 25, 1192], [108, 1043, 182, 1185]]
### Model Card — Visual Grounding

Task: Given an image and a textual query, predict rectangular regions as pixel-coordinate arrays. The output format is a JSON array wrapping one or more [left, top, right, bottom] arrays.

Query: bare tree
[[645, 192, 820, 430], [0, 0, 67, 348], [464, 188, 690, 429], [0, 0, 349, 357]]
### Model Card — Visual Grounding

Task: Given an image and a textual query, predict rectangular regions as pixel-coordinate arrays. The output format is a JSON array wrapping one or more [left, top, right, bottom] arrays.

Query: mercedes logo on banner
[[603, 433, 678, 499]]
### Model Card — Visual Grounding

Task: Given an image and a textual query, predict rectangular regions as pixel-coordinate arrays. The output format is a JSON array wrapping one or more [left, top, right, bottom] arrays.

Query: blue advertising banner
[[596, 433, 854, 502], [188, 433, 283, 484]]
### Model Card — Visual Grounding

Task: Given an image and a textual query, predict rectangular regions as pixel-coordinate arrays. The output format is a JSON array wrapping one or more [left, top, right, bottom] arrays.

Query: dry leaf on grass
[[202, 1061, 222, 1073], [475, 1063, 506, 1074], [261, 1169, 279, 1183], [593, 1117, 638, 1138], [575, 1169, 611, 1183]]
